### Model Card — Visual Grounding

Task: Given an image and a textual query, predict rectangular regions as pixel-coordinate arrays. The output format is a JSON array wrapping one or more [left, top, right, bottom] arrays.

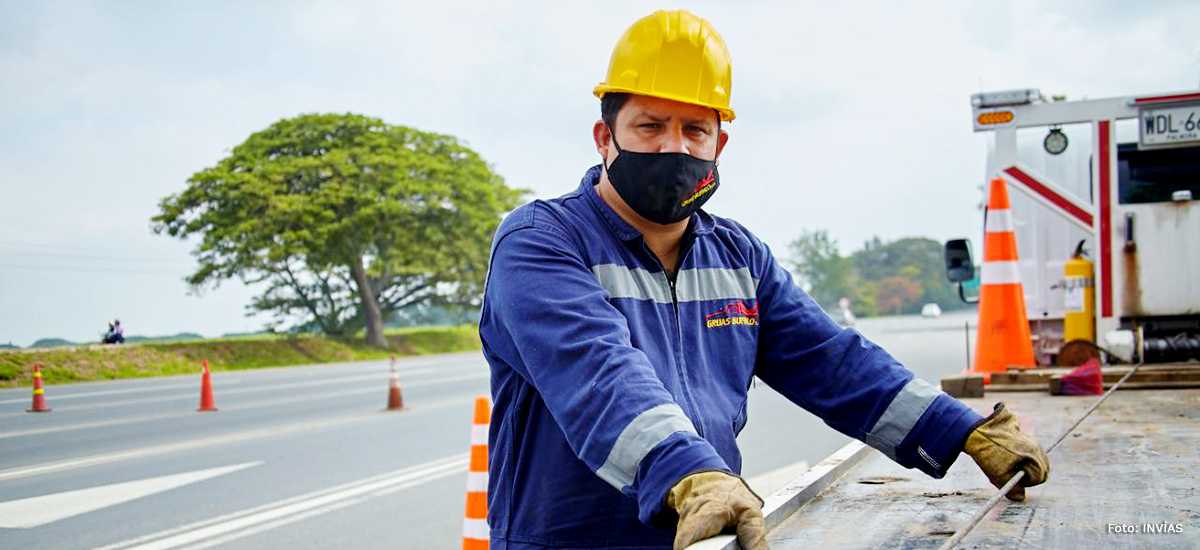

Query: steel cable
[[936, 360, 1146, 550]]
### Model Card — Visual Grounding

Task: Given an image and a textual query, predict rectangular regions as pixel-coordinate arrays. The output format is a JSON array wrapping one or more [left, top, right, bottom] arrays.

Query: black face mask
[[604, 131, 720, 225]]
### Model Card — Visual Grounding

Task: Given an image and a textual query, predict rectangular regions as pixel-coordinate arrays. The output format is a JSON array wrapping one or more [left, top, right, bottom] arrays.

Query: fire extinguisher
[[1063, 240, 1095, 342]]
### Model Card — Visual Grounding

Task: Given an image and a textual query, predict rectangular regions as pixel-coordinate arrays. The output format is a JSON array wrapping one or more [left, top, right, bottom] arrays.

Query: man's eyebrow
[[630, 112, 714, 128], [681, 116, 716, 128], [631, 112, 667, 123]]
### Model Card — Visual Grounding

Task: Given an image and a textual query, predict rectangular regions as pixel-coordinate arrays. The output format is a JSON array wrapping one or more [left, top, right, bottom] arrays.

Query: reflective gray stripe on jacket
[[595, 403, 698, 490], [864, 377, 943, 460], [591, 264, 756, 303]]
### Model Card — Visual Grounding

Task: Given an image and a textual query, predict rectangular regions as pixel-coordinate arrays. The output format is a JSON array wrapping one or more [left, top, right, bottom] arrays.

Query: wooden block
[[941, 375, 984, 398], [999, 365, 1200, 390], [993, 368, 1074, 385], [1049, 376, 1063, 395], [1050, 370, 1200, 395], [1115, 380, 1200, 390], [1111, 369, 1200, 383], [989, 372, 1022, 385], [984, 383, 1049, 393]]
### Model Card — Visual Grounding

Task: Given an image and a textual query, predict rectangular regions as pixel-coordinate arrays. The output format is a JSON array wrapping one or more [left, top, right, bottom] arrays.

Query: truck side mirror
[[944, 239, 974, 283]]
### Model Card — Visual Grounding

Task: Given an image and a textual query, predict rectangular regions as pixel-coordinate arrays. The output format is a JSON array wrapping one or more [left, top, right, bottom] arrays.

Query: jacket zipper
[[650, 246, 704, 438]]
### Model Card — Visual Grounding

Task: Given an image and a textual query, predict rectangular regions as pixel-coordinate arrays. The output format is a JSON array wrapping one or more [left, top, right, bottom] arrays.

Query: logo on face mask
[[680, 170, 717, 208], [705, 300, 759, 329], [604, 130, 721, 225]]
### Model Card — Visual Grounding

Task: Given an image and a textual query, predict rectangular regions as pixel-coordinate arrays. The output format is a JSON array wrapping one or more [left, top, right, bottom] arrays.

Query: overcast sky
[[1, 0, 1197, 346]]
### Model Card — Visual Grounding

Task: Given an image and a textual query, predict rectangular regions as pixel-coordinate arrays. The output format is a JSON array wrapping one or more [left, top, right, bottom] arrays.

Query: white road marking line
[[177, 467, 465, 550], [0, 382, 200, 405], [0, 411, 198, 440], [0, 462, 261, 528], [91, 454, 466, 550], [0, 354, 483, 403], [0, 416, 362, 482], [0, 371, 488, 439], [0, 362, 483, 418], [93, 454, 468, 550], [0, 362, 468, 411], [178, 496, 362, 550], [205, 363, 474, 397], [0, 393, 477, 481]]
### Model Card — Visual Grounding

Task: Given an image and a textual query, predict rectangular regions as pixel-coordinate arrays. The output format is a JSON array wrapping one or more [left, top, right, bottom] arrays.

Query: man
[[102, 320, 125, 344], [479, 10, 1048, 550]]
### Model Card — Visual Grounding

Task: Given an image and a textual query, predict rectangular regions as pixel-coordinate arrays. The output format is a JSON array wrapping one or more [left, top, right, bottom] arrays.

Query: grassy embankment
[[0, 325, 480, 388]]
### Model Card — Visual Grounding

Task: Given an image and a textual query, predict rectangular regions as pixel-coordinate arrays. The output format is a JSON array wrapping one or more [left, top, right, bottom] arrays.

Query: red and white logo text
[[680, 169, 717, 208], [706, 300, 758, 328]]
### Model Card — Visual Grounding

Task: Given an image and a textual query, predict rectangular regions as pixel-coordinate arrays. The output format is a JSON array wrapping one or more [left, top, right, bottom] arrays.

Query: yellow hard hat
[[594, 10, 735, 122]]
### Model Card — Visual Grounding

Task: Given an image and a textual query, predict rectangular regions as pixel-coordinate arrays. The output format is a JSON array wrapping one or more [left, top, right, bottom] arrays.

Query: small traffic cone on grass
[[197, 359, 218, 412], [462, 396, 490, 550], [27, 364, 51, 413], [385, 353, 405, 411]]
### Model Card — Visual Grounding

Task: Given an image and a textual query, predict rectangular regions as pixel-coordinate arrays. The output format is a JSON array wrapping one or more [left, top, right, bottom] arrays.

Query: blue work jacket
[[479, 166, 983, 549]]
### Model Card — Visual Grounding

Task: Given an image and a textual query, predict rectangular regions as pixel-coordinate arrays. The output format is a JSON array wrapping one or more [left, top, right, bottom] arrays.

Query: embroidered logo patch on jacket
[[705, 300, 759, 328]]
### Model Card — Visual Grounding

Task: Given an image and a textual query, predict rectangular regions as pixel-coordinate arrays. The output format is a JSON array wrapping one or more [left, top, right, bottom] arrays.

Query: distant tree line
[[787, 230, 967, 317]]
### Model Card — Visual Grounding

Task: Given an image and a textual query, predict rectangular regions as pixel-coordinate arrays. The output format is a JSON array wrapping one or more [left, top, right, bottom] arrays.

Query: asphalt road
[[0, 310, 976, 549]]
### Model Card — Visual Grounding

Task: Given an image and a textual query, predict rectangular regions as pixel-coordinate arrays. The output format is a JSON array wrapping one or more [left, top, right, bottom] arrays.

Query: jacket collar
[[579, 164, 716, 242]]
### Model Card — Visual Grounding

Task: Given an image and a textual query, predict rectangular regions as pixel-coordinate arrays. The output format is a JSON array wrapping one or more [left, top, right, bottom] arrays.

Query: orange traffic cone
[[27, 364, 51, 413], [197, 359, 218, 412], [974, 178, 1036, 383], [462, 396, 490, 550], [385, 354, 405, 411]]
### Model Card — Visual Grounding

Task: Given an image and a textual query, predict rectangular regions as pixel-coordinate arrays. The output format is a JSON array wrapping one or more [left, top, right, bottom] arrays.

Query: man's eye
[[639, 123, 661, 129], [687, 125, 709, 135]]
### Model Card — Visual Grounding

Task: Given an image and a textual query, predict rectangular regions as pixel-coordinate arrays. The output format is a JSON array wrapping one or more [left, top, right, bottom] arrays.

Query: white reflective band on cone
[[984, 209, 1014, 233], [471, 424, 488, 446], [466, 471, 488, 492], [462, 518, 489, 540], [981, 261, 1022, 285]]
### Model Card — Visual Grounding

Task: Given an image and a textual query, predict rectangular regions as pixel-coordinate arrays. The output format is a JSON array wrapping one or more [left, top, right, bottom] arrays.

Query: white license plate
[[1140, 103, 1200, 147]]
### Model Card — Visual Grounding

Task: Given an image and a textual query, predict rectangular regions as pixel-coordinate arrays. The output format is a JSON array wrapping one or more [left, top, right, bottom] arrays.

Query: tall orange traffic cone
[[385, 353, 405, 411], [974, 178, 1036, 382], [197, 359, 218, 412], [27, 364, 51, 413], [462, 396, 490, 550]]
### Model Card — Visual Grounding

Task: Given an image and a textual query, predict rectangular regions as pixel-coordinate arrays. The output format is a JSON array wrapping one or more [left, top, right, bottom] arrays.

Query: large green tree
[[789, 231, 969, 318], [852, 237, 963, 314], [153, 114, 524, 347], [787, 230, 877, 316]]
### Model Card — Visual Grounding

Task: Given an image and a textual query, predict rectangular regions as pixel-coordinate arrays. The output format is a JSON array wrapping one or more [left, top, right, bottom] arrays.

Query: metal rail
[[689, 440, 873, 550], [936, 360, 1147, 550]]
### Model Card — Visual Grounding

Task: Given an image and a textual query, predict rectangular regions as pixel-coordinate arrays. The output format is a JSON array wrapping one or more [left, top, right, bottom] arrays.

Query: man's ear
[[715, 128, 730, 161], [593, 120, 612, 162]]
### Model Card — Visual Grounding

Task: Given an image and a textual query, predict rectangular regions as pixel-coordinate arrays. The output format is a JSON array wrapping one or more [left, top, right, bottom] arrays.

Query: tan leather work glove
[[667, 471, 768, 550], [964, 403, 1050, 501]]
